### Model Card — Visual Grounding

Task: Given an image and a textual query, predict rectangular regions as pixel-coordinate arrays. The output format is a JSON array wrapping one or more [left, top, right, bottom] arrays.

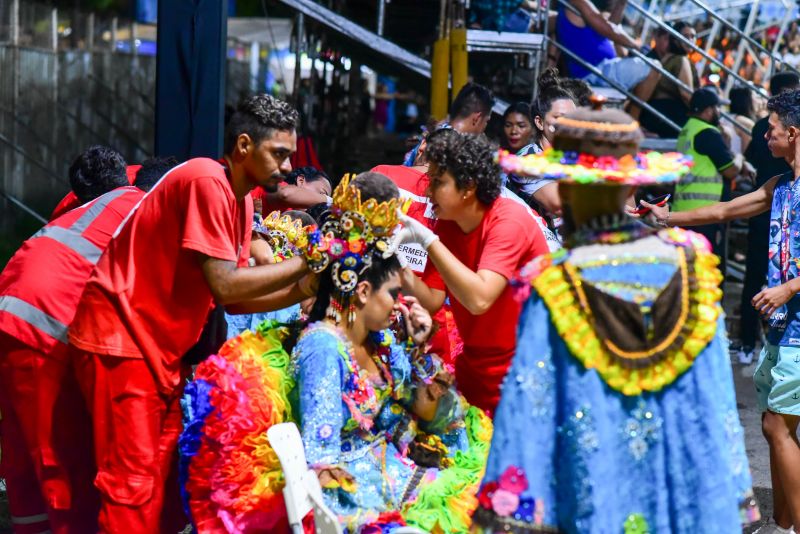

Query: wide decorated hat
[[497, 100, 692, 186]]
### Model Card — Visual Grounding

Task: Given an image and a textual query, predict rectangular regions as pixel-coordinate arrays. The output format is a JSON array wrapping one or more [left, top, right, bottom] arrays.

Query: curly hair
[[425, 129, 501, 205], [68, 145, 128, 203], [767, 89, 800, 129], [223, 94, 299, 153]]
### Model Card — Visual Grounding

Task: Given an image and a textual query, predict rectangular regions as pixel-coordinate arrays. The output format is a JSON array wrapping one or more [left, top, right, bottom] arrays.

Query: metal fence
[[0, 0, 276, 255]]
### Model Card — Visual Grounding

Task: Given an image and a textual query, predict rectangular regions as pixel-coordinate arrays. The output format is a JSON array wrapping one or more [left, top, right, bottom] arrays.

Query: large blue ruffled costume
[[472, 221, 759, 534]]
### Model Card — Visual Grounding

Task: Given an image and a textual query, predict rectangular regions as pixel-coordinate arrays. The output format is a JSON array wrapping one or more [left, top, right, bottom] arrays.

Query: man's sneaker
[[752, 519, 794, 533]]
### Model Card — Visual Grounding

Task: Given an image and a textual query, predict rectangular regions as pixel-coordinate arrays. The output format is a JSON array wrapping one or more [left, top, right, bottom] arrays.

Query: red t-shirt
[[68, 158, 253, 394], [49, 165, 142, 221], [422, 197, 549, 414], [0, 186, 144, 354]]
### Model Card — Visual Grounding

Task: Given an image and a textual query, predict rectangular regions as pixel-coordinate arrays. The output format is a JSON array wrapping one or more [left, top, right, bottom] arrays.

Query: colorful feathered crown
[[254, 211, 310, 262], [331, 174, 410, 235], [304, 174, 411, 324]]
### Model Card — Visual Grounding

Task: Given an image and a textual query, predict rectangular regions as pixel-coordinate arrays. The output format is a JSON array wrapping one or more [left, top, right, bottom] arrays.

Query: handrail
[[554, 0, 750, 136], [548, 38, 682, 133], [626, 0, 768, 97], [681, 0, 800, 79], [0, 190, 48, 224], [629, 49, 751, 135], [661, 0, 754, 22]]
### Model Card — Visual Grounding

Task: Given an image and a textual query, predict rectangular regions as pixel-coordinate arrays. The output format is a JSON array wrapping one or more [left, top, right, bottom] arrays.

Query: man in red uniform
[[49, 146, 142, 220], [66, 94, 312, 532], [0, 155, 173, 534]]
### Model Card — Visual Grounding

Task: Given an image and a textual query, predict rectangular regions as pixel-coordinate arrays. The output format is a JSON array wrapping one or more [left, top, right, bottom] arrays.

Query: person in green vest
[[673, 88, 754, 259]]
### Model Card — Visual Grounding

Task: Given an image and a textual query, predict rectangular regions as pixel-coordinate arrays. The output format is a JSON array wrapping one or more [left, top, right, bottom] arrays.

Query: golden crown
[[260, 210, 310, 251], [332, 174, 411, 236]]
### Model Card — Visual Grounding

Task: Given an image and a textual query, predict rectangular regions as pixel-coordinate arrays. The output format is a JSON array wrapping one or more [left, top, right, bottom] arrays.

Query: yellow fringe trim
[[531, 249, 722, 395]]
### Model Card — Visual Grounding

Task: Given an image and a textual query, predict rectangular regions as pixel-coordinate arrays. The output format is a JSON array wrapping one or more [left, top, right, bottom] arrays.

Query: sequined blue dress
[[292, 322, 491, 532], [472, 223, 758, 534]]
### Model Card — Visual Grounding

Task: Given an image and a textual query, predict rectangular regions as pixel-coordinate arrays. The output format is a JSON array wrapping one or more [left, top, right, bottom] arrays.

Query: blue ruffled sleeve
[[294, 328, 346, 467]]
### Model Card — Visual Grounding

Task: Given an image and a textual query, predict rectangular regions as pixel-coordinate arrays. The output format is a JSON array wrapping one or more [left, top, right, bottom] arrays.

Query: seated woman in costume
[[180, 172, 491, 534]]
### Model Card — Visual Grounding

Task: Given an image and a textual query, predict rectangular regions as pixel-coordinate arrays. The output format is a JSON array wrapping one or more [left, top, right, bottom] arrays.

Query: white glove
[[393, 211, 439, 250]]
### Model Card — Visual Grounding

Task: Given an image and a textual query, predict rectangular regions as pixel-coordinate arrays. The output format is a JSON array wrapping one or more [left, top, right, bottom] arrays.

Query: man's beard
[[710, 112, 721, 127], [263, 172, 285, 192]]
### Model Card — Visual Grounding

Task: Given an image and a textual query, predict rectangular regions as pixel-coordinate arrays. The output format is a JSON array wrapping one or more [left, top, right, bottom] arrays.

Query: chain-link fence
[[0, 0, 277, 266]]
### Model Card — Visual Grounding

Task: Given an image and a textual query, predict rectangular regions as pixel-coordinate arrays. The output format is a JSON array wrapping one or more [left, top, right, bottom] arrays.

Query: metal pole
[[10, 0, 19, 46], [640, 0, 662, 50], [682, 0, 800, 77], [725, 0, 759, 95], [662, 0, 754, 22], [630, 49, 752, 135], [377, 0, 386, 36], [533, 0, 551, 101], [111, 17, 118, 53], [696, 18, 721, 80], [626, 0, 768, 96], [769, 2, 795, 78], [87, 13, 95, 52], [293, 13, 305, 103], [548, 39, 682, 133], [0, 192, 48, 225], [50, 8, 58, 52], [131, 22, 138, 56]]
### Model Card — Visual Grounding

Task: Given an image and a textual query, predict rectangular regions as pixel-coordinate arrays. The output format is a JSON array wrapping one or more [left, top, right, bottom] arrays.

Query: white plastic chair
[[268, 422, 343, 534], [267, 422, 429, 534]]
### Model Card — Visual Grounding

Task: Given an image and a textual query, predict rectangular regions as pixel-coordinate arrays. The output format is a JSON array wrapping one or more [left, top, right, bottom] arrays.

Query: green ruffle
[[402, 405, 493, 532]]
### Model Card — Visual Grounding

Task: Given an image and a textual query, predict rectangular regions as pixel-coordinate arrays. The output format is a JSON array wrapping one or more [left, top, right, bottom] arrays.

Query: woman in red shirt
[[397, 129, 551, 415]]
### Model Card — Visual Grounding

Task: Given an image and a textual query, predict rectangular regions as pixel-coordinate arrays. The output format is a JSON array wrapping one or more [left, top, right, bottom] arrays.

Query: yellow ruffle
[[532, 248, 722, 396]]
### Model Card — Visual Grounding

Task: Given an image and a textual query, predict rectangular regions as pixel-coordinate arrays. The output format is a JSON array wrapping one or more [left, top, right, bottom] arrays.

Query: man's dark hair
[[449, 82, 494, 120], [503, 102, 532, 121], [770, 72, 800, 96], [425, 129, 501, 205], [351, 171, 399, 203], [223, 94, 299, 154], [285, 166, 330, 185], [134, 156, 180, 192], [68, 145, 128, 203], [767, 89, 800, 129]]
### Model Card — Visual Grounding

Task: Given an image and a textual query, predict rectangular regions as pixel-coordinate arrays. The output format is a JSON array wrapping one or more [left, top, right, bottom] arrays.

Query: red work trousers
[[70, 348, 187, 534], [0, 333, 98, 534]]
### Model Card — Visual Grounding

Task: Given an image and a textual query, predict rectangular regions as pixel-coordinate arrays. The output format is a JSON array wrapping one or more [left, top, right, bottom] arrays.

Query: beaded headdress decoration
[[254, 211, 309, 262], [305, 174, 411, 325]]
